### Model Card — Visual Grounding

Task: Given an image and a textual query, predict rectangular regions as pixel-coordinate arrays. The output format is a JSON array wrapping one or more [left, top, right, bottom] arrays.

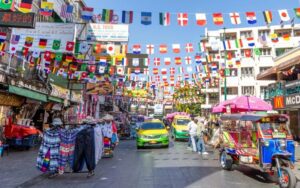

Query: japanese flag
[[278, 9, 290, 22], [106, 44, 115, 54], [9, 44, 17, 54], [117, 66, 124, 75]]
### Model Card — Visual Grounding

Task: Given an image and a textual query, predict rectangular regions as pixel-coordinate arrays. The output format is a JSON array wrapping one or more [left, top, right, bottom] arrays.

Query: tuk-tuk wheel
[[220, 151, 233, 170], [279, 167, 296, 188]]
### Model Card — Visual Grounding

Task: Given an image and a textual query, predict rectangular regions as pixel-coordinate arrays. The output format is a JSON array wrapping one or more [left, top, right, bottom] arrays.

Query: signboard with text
[[87, 23, 129, 42], [11, 22, 75, 52], [0, 12, 35, 28]]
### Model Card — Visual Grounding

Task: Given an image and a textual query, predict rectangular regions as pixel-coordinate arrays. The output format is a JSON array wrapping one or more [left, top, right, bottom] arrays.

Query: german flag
[[38, 39, 47, 49], [263, 10, 272, 24], [19, 0, 33, 13]]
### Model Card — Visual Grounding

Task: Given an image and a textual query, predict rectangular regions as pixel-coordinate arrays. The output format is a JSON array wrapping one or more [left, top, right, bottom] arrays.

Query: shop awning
[[9, 85, 47, 102], [257, 66, 278, 80], [48, 96, 64, 103]]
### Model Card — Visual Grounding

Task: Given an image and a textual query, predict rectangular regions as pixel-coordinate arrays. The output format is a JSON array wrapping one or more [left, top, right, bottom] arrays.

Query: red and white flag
[[159, 44, 167, 53], [177, 13, 188, 26], [195, 13, 206, 26], [164, 57, 171, 65], [185, 56, 192, 65], [172, 44, 180, 53], [146, 44, 154, 54], [106, 44, 115, 54], [170, 67, 175, 75], [153, 57, 160, 66], [229, 12, 241, 25], [278, 9, 290, 22], [161, 68, 167, 75], [185, 43, 194, 53], [66, 41, 75, 51]]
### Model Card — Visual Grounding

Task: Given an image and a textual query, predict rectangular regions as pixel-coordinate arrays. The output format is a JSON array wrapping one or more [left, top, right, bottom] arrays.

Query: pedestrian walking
[[187, 117, 198, 152], [196, 118, 208, 155]]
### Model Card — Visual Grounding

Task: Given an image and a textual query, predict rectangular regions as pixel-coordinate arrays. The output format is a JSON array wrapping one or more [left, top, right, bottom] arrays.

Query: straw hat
[[83, 116, 95, 124], [52, 118, 63, 126], [103, 114, 113, 121]]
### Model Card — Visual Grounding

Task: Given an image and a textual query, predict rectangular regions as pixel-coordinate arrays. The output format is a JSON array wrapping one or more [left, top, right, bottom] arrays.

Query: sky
[[84, 0, 300, 86]]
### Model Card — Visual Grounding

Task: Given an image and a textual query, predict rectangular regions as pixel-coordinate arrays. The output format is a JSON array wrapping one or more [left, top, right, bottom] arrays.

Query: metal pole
[[223, 27, 227, 101]]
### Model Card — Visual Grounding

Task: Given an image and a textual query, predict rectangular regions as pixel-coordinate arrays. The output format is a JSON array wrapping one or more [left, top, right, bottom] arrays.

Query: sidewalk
[[0, 147, 41, 188]]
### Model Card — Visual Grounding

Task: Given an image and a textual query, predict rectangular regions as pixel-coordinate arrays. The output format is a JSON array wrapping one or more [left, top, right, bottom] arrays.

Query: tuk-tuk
[[219, 113, 296, 188]]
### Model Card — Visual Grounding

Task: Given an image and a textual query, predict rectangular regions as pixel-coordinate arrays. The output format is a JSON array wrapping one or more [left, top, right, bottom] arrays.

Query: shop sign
[[86, 23, 129, 42], [50, 84, 69, 99], [285, 80, 300, 95], [11, 22, 75, 52], [8, 78, 48, 94], [273, 96, 285, 109], [0, 12, 35, 28], [267, 82, 285, 99], [285, 94, 300, 107]]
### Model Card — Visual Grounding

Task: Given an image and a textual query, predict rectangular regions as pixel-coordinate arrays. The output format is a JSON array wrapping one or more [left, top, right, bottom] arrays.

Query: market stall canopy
[[212, 96, 272, 113]]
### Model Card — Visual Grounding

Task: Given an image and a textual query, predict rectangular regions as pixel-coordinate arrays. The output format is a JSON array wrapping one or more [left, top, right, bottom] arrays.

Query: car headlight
[[161, 134, 169, 138], [264, 140, 270, 147]]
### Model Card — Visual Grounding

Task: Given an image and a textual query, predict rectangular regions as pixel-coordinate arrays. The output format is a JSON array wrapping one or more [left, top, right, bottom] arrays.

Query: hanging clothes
[[102, 123, 113, 138], [73, 127, 96, 172], [94, 126, 103, 164], [37, 129, 60, 172], [58, 128, 80, 174]]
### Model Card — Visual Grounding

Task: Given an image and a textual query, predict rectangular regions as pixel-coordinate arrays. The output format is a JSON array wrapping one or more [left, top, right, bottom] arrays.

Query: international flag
[[263, 10, 273, 24], [278, 9, 290, 22], [146, 44, 154, 54], [177, 13, 188, 26], [99, 57, 107, 66], [98, 66, 105, 74], [159, 44, 167, 53], [211, 63, 218, 72], [141, 12, 152, 25], [244, 49, 252, 58], [223, 40, 232, 50], [235, 39, 243, 48], [247, 37, 255, 47], [122, 10, 133, 24], [172, 44, 180, 53], [229, 12, 241, 25], [60, 4, 73, 18], [9, 44, 17, 54], [24, 36, 33, 47], [170, 74, 175, 81], [178, 67, 184, 74], [66, 41, 75, 51], [22, 47, 29, 56], [132, 44, 141, 54], [122, 57, 128, 66], [198, 42, 206, 52], [144, 58, 149, 66], [10, 35, 20, 44], [79, 42, 88, 53], [152, 68, 158, 75], [270, 33, 279, 43], [32, 50, 40, 58], [159, 12, 170, 26], [116, 66, 124, 75], [19, 0, 33, 13], [164, 57, 171, 65], [185, 56, 192, 65], [195, 13, 206, 26], [0, 0, 14, 10], [254, 48, 261, 56], [93, 43, 101, 53], [81, 7, 94, 20], [235, 60, 241, 67], [161, 68, 167, 75], [0, 32, 6, 43], [102, 9, 113, 23], [39, 1, 53, 16], [294, 8, 300, 18], [52, 40, 61, 50], [144, 68, 149, 75], [195, 55, 202, 64], [170, 67, 175, 75], [175, 57, 181, 65], [38, 39, 47, 49], [212, 13, 223, 25], [132, 58, 139, 66], [185, 43, 194, 53], [134, 68, 141, 74], [153, 57, 160, 66], [246, 12, 257, 24], [283, 33, 290, 41], [106, 44, 115, 54], [184, 74, 189, 80], [55, 52, 63, 62]]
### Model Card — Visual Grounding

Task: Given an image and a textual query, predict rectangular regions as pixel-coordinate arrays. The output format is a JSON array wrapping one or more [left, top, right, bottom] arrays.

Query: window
[[275, 48, 293, 56], [242, 86, 255, 95], [240, 31, 252, 38], [260, 48, 272, 56], [274, 29, 292, 37], [209, 94, 219, 105], [229, 68, 238, 77], [241, 67, 254, 77], [221, 87, 238, 95], [224, 33, 237, 40], [260, 86, 268, 99], [258, 29, 270, 37], [259, 67, 272, 73], [294, 29, 300, 37]]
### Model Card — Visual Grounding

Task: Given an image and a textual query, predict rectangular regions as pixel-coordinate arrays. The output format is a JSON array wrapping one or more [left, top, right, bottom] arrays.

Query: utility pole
[[222, 27, 227, 101]]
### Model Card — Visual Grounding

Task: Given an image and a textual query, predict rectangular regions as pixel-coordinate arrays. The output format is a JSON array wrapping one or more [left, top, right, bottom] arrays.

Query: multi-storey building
[[202, 24, 300, 108]]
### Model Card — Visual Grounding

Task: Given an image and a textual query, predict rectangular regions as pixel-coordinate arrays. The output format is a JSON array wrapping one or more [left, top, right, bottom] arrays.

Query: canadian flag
[[172, 44, 180, 53], [106, 44, 115, 54], [164, 57, 171, 65], [195, 13, 206, 26], [177, 13, 188, 26]]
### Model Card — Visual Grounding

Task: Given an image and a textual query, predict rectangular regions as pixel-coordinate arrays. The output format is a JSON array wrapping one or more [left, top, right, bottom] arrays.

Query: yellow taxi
[[171, 115, 190, 141], [136, 119, 169, 149]]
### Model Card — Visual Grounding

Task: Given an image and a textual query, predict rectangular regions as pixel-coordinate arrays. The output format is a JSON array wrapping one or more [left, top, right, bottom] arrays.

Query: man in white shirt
[[187, 118, 198, 152]]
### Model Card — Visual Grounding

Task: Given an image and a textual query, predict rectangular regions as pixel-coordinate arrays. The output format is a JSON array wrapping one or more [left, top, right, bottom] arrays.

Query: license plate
[[149, 140, 157, 144], [240, 156, 253, 163]]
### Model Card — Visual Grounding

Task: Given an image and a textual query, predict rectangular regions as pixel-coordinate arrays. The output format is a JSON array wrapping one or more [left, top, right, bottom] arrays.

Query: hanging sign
[[11, 22, 75, 52], [50, 84, 70, 99], [86, 23, 129, 42], [0, 12, 35, 28]]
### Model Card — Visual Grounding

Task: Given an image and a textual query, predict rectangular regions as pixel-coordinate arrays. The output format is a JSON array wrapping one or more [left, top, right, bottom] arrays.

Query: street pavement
[[1, 140, 300, 188]]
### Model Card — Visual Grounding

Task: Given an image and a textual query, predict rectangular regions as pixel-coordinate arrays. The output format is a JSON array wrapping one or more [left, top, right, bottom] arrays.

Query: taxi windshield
[[176, 119, 190, 125], [259, 116, 290, 137], [141, 123, 165, 130]]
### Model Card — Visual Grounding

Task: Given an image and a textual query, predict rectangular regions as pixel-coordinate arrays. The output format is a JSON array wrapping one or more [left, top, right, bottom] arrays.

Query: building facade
[[203, 24, 300, 106]]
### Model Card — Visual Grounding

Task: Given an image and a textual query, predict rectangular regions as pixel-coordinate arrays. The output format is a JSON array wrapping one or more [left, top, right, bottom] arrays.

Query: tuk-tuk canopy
[[220, 113, 267, 121]]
